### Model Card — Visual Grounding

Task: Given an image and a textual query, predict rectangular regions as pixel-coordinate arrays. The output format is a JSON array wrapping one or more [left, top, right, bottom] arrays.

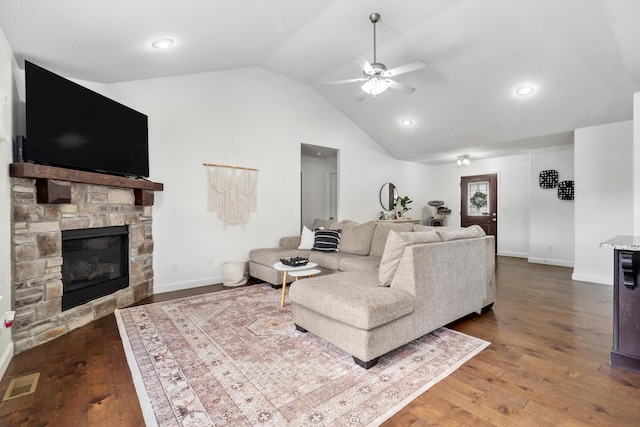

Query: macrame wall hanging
[[204, 139, 258, 225]]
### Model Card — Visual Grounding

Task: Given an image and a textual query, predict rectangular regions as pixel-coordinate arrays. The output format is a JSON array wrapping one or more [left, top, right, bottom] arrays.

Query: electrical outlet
[[171, 264, 178, 272], [547, 245, 553, 252], [207, 259, 214, 267]]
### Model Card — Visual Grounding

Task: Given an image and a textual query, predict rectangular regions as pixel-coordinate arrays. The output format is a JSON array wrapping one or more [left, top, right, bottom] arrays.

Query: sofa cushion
[[249, 248, 310, 266], [289, 271, 415, 330], [329, 220, 350, 230], [312, 229, 341, 252], [413, 225, 459, 233], [413, 224, 436, 232], [308, 251, 347, 271], [378, 230, 440, 287], [338, 221, 377, 255], [437, 225, 486, 241], [297, 226, 315, 249], [338, 254, 381, 272], [279, 236, 301, 249], [369, 222, 415, 257], [311, 218, 332, 230]]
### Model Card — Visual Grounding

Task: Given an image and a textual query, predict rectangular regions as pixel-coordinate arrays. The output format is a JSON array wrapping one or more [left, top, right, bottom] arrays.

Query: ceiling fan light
[[457, 154, 471, 166], [361, 78, 390, 96], [151, 38, 174, 49], [515, 84, 535, 96]]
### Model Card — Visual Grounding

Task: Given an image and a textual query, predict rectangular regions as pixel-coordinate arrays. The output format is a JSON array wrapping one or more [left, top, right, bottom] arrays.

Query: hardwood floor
[[1, 257, 639, 426]]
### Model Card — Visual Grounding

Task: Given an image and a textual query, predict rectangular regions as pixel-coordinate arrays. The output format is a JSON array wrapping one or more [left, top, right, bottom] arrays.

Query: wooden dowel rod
[[203, 163, 258, 171]]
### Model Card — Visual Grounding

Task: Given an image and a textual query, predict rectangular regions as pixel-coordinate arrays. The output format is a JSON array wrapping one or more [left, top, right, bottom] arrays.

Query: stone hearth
[[10, 166, 162, 353]]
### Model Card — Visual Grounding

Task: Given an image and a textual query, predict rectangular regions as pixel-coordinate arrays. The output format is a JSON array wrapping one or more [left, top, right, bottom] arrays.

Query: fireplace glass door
[[61, 226, 129, 310]]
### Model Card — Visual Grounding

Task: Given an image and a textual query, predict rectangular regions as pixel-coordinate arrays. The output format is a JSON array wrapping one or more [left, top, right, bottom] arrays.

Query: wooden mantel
[[10, 163, 164, 205]]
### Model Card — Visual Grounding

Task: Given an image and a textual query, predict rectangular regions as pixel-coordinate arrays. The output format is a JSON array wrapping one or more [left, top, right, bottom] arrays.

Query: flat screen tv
[[24, 61, 149, 178]]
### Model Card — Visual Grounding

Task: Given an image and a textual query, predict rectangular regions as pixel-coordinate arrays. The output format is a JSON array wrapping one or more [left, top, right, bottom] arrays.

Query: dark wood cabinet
[[612, 249, 640, 373]]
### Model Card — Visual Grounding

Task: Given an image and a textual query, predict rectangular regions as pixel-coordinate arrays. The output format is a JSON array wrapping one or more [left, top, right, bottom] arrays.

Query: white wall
[[634, 93, 640, 233], [106, 68, 431, 293], [573, 120, 633, 285], [426, 153, 531, 257], [528, 145, 575, 267], [0, 24, 15, 379], [374, 163, 431, 223]]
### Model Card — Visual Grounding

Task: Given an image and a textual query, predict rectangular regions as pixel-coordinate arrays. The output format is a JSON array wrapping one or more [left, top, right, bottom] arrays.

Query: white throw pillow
[[297, 226, 315, 250]]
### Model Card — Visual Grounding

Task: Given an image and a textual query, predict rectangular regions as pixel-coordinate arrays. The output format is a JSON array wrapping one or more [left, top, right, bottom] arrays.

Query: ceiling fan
[[324, 12, 426, 101]]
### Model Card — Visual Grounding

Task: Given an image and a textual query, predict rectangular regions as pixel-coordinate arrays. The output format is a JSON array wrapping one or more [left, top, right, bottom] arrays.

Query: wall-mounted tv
[[23, 61, 149, 178]]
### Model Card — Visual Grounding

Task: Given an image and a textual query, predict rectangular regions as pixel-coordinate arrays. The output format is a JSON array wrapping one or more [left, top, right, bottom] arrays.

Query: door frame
[[326, 170, 338, 222]]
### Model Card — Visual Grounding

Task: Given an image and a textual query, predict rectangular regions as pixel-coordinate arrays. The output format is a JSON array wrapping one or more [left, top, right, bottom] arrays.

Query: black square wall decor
[[539, 170, 559, 189], [557, 180, 574, 200]]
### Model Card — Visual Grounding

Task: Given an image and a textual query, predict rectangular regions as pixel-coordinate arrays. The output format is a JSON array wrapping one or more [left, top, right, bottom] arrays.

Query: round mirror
[[379, 183, 398, 211]]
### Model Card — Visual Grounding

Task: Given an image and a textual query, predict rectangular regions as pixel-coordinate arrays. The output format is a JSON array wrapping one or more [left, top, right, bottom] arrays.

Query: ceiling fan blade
[[354, 56, 374, 74], [384, 60, 426, 77], [387, 79, 416, 94], [324, 77, 368, 86]]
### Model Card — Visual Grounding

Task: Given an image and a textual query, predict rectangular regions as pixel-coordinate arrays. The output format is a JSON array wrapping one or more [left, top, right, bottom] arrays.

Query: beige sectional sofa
[[248, 220, 415, 286], [248, 220, 495, 368]]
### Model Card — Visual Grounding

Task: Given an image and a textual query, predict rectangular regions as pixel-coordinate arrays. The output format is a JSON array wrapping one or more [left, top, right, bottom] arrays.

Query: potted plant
[[393, 195, 413, 215]]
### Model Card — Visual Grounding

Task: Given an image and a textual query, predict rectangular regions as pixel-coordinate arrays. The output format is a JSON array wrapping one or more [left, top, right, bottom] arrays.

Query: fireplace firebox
[[61, 226, 129, 311]]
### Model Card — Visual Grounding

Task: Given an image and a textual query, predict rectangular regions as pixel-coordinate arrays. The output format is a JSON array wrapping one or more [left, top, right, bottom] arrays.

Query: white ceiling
[[1, 0, 638, 165]]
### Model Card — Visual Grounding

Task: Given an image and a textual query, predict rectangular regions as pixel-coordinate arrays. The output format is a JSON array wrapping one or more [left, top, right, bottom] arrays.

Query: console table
[[600, 235, 640, 373], [377, 218, 421, 224]]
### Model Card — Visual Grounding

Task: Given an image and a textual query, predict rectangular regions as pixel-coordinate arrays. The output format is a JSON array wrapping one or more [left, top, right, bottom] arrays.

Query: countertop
[[600, 235, 640, 251]]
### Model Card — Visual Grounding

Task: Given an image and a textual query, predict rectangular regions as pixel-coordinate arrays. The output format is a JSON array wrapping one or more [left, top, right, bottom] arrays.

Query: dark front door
[[461, 174, 498, 249]]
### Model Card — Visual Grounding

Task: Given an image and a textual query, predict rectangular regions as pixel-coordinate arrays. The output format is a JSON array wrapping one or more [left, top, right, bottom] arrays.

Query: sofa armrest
[[279, 236, 301, 249], [391, 238, 489, 319]]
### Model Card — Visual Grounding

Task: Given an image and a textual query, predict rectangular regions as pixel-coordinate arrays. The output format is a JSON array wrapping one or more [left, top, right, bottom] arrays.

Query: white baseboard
[[528, 257, 574, 268], [571, 272, 612, 286], [154, 275, 223, 294], [0, 341, 14, 381], [498, 251, 529, 258]]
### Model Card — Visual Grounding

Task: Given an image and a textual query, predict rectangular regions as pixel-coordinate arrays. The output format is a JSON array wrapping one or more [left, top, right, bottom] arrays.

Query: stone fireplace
[[10, 163, 163, 353]]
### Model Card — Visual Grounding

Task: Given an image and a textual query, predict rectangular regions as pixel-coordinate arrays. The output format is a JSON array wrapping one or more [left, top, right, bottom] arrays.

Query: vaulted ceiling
[[1, 0, 638, 164]]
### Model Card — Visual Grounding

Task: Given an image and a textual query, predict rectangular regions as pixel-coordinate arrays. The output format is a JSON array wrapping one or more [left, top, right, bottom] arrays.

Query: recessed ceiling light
[[515, 84, 535, 96], [401, 118, 413, 126], [151, 39, 174, 49]]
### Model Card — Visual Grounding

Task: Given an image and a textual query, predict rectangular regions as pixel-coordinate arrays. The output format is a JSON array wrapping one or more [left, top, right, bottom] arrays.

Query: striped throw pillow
[[312, 229, 341, 252]]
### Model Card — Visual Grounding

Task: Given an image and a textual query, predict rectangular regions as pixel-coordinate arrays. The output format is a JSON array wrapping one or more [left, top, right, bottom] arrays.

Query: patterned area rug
[[115, 284, 489, 427]]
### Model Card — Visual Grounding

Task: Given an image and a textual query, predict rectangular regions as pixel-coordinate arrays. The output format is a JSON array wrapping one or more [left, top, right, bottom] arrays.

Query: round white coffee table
[[273, 261, 318, 307]]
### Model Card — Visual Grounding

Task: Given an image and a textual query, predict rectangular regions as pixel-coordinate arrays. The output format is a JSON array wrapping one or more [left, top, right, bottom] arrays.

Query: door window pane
[[468, 181, 490, 216]]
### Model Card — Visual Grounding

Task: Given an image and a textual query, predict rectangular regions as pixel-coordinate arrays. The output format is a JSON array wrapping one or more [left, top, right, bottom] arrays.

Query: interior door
[[461, 174, 497, 249]]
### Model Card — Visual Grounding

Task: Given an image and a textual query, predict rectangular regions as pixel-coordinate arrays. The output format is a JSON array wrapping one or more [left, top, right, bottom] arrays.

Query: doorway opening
[[301, 143, 339, 230]]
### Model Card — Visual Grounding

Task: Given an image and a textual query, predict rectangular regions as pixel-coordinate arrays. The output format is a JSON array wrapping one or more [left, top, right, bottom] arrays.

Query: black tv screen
[[24, 61, 149, 178]]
